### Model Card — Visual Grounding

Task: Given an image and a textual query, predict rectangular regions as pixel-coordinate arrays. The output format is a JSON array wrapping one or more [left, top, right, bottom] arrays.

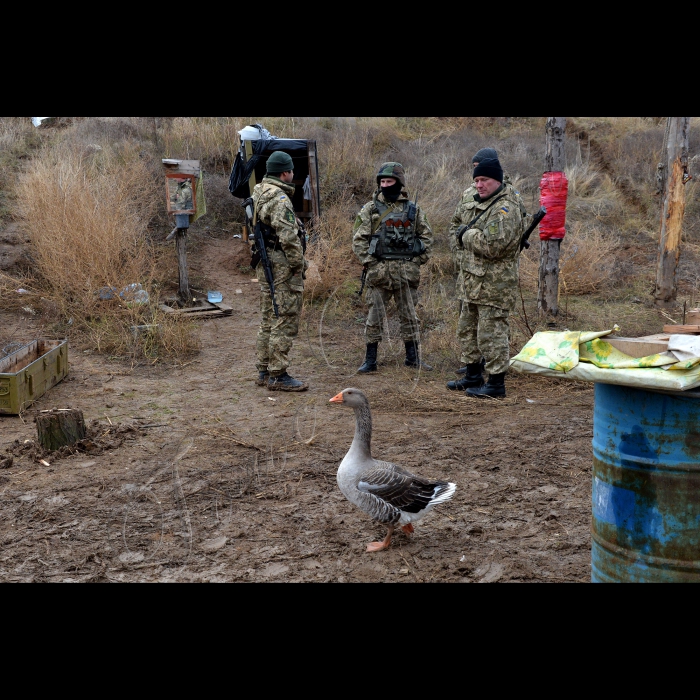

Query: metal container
[[592, 383, 700, 583], [0, 340, 69, 415]]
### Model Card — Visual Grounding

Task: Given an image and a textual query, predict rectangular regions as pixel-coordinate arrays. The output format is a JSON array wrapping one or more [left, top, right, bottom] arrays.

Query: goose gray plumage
[[330, 388, 457, 553]]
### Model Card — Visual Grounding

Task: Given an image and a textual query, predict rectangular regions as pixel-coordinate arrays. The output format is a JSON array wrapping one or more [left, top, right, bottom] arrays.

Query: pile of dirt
[[0, 225, 29, 272], [6, 421, 145, 462]]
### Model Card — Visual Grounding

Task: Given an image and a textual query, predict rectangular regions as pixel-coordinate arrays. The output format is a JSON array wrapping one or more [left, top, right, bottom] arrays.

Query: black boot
[[467, 373, 506, 399], [456, 358, 486, 376], [358, 343, 379, 374], [268, 373, 309, 392], [256, 371, 270, 387], [405, 341, 433, 371], [447, 363, 485, 391]]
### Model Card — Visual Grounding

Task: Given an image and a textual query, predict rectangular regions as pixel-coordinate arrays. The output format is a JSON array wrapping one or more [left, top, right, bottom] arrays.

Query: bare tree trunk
[[539, 117, 567, 318], [37, 410, 86, 452], [656, 118, 672, 195], [655, 117, 691, 307]]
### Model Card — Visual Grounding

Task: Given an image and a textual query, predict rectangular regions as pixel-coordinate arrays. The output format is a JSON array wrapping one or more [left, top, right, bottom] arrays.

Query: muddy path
[[0, 236, 595, 583]]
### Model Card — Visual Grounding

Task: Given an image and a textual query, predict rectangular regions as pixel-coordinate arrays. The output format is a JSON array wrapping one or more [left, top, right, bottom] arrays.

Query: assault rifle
[[357, 266, 368, 296], [243, 198, 279, 318], [520, 207, 548, 251]]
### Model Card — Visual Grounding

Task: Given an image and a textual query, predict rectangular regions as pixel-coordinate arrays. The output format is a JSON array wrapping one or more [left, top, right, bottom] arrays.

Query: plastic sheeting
[[511, 330, 700, 392], [228, 138, 311, 199], [539, 171, 569, 240]]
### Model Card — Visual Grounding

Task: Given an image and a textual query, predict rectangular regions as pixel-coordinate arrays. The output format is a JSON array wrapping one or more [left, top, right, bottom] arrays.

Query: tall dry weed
[[14, 142, 199, 360], [16, 144, 157, 318], [520, 223, 620, 297]]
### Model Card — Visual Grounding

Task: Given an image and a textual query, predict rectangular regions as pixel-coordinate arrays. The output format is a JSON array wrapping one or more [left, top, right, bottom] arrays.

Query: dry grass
[[4, 116, 700, 363], [13, 142, 199, 361], [16, 144, 156, 316]]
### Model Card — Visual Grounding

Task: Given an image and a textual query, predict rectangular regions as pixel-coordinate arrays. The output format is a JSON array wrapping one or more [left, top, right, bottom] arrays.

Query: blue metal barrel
[[592, 383, 700, 583]]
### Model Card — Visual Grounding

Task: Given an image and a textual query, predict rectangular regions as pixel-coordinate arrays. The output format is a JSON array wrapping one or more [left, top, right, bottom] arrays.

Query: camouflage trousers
[[365, 284, 420, 345], [256, 282, 303, 376], [457, 302, 511, 375]]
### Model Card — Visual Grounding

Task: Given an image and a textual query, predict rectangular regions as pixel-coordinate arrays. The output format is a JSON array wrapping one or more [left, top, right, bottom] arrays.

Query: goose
[[330, 388, 457, 553]]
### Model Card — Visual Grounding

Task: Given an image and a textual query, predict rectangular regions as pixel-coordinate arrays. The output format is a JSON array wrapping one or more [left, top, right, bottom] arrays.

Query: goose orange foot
[[367, 527, 394, 553], [402, 524, 415, 535]]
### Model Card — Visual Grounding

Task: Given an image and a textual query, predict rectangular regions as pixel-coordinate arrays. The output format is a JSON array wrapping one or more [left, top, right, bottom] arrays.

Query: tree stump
[[37, 410, 87, 452]]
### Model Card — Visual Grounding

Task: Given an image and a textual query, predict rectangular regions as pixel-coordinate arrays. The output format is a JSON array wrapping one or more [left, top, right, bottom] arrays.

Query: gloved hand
[[457, 226, 469, 248]]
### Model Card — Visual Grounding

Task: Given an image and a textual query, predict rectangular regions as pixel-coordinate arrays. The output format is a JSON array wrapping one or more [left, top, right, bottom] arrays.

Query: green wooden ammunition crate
[[0, 340, 69, 415]]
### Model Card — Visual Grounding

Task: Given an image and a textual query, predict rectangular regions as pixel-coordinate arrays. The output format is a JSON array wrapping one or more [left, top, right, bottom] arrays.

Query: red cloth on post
[[539, 171, 569, 240]]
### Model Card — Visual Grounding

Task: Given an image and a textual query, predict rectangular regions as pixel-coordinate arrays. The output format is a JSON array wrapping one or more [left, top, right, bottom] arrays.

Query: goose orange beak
[[329, 392, 345, 404]]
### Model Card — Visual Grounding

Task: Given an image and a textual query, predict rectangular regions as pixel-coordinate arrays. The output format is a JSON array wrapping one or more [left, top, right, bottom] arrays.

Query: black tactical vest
[[369, 200, 425, 261]]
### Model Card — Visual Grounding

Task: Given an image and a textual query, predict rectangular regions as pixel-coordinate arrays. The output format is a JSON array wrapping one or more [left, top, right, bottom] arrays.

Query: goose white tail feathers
[[431, 483, 457, 507]]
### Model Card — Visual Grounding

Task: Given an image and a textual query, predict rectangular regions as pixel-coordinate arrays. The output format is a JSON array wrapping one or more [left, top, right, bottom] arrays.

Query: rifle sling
[[464, 194, 509, 232]]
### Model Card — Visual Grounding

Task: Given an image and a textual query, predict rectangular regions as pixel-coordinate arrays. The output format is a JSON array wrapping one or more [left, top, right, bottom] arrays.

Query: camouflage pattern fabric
[[174, 181, 194, 210], [377, 162, 407, 188], [450, 184, 478, 294], [458, 302, 511, 375], [449, 182, 524, 311], [256, 282, 303, 375], [365, 284, 421, 345], [353, 191, 433, 273], [353, 190, 433, 344], [253, 176, 306, 376]]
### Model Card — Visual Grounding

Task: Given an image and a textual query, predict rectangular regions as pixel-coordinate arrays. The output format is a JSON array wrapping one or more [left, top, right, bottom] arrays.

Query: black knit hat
[[473, 158, 504, 183], [473, 148, 498, 164]]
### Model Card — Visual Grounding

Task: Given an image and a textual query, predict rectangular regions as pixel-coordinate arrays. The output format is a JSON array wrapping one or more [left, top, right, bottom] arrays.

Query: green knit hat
[[267, 152, 295, 175], [377, 162, 406, 189]]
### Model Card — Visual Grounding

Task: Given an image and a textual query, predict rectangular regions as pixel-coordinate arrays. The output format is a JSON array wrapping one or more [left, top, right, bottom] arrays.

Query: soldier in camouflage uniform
[[452, 149, 499, 380], [353, 163, 434, 374], [447, 155, 524, 399], [253, 151, 309, 392]]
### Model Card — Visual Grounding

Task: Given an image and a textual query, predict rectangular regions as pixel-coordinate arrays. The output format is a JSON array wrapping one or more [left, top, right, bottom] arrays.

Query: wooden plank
[[160, 304, 177, 315], [607, 337, 670, 358], [307, 141, 321, 221], [686, 309, 700, 325], [245, 140, 257, 195], [664, 325, 700, 335]]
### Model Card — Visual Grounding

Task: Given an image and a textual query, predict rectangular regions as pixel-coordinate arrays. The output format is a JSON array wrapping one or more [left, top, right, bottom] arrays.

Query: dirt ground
[[0, 236, 595, 583]]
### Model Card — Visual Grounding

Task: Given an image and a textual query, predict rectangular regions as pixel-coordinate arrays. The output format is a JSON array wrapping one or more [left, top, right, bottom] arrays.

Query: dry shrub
[[0, 269, 37, 313], [304, 203, 360, 301], [14, 143, 199, 361], [16, 144, 156, 318], [520, 223, 620, 297], [83, 304, 201, 361], [560, 223, 621, 295]]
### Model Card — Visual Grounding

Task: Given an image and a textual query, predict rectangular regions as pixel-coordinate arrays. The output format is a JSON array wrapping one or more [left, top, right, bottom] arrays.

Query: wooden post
[[655, 117, 691, 307], [176, 228, 192, 303], [539, 117, 567, 318], [37, 409, 86, 452]]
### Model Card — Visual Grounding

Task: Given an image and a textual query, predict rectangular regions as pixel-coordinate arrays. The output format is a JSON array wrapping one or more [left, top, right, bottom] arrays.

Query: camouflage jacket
[[253, 177, 306, 292], [353, 191, 433, 291], [449, 183, 524, 310]]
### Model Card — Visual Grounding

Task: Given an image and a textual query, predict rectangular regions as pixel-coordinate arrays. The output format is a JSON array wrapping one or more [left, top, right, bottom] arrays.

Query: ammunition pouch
[[371, 200, 424, 261]]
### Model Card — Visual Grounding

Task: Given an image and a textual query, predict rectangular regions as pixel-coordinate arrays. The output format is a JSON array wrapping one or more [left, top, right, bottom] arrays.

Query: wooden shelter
[[229, 129, 321, 240]]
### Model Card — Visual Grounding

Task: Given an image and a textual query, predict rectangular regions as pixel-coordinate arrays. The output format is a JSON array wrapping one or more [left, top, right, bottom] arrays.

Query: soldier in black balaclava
[[352, 163, 435, 375]]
